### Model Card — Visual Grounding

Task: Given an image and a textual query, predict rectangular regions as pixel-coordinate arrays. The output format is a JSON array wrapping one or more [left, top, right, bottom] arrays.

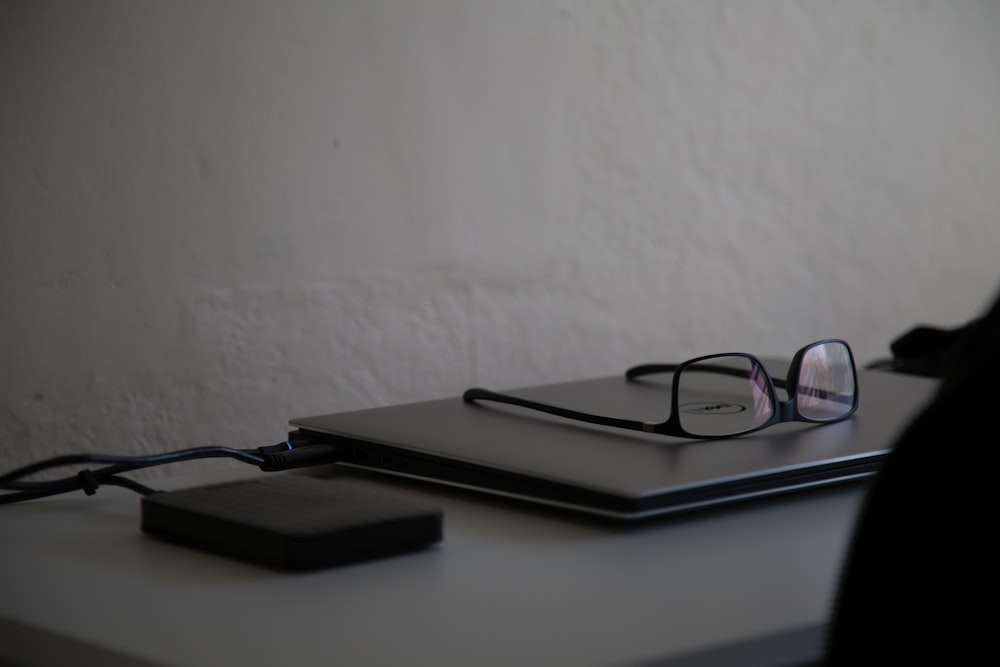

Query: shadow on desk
[[630, 624, 822, 667]]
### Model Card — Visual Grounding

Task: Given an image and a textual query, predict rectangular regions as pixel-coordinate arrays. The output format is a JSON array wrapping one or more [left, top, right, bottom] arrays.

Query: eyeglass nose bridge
[[774, 396, 798, 422]]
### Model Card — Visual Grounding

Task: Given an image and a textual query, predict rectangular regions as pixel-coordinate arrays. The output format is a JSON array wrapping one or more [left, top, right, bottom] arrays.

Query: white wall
[[3, 1, 1000, 475]]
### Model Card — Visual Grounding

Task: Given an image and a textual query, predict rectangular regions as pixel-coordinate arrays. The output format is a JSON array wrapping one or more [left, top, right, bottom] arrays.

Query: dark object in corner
[[825, 292, 998, 664], [867, 319, 983, 378], [141, 475, 443, 571]]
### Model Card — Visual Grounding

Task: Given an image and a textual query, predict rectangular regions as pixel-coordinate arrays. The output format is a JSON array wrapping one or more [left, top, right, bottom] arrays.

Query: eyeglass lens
[[676, 356, 774, 437], [795, 341, 856, 421], [675, 341, 856, 437]]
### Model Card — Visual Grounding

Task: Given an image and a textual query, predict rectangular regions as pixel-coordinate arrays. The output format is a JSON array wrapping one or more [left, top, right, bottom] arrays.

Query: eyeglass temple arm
[[792, 383, 855, 406], [462, 388, 657, 433], [625, 363, 789, 389]]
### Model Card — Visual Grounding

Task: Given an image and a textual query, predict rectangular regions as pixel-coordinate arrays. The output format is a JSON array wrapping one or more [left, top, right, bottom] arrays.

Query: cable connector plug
[[258, 444, 341, 472], [256, 441, 294, 455]]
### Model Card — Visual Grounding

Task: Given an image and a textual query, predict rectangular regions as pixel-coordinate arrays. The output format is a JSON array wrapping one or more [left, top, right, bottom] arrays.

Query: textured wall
[[3, 1, 1000, 476]]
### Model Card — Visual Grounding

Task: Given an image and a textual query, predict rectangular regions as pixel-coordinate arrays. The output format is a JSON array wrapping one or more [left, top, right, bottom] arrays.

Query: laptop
[[288, 361, 939, 521]]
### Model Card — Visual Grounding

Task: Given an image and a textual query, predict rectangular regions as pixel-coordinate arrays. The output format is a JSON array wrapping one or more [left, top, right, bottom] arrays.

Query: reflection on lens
[[796, 341, 856, 420], [677, 356, 774, 436]]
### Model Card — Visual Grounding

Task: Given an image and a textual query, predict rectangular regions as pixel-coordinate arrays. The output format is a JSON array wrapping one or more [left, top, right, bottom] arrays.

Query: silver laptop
[[289, 362, 939, 520]]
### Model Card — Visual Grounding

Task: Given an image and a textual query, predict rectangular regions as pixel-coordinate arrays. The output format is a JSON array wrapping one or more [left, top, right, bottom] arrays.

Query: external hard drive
[[141, 474, 443, 570]]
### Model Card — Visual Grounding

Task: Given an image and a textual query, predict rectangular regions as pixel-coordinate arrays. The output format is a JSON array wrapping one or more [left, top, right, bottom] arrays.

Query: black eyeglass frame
[[462, 339, 859, 440]]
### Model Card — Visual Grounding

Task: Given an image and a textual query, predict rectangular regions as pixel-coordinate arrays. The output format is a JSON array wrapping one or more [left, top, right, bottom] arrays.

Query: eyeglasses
[[462, 339, 859, 439]]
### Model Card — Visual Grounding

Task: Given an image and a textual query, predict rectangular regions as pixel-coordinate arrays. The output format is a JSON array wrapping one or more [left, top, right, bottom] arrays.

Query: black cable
[[0, 447, 265, 484], [0, 441, 340, 505]]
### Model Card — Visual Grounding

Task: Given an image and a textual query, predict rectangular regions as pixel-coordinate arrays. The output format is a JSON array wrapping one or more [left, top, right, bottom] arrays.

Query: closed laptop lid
[[289, 363, 939, 520]]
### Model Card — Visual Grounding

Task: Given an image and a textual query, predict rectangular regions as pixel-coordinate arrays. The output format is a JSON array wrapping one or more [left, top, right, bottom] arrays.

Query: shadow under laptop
[[299, 462, 870, 543]]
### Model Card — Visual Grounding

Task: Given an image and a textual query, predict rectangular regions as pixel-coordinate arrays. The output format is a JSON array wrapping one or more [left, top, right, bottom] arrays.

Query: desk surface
[[0, 462, 865, 667]]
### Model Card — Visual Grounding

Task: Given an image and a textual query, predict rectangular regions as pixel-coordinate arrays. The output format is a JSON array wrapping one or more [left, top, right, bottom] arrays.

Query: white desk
[[0, 464, 864, 666]]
